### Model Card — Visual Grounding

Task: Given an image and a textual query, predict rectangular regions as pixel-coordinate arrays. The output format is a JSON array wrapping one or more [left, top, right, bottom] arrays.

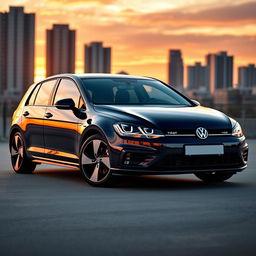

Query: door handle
[[23, 111, 29, 117], [45, 112, 53, 118]]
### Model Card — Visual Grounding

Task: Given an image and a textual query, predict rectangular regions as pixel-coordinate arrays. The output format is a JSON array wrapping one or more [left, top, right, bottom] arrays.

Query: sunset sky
[[1, 0, 256, 84]]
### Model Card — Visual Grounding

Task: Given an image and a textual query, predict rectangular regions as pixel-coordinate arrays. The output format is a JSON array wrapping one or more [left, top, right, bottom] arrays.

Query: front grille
[[153, 153, 244, 170], [164, 129, 232, 137]]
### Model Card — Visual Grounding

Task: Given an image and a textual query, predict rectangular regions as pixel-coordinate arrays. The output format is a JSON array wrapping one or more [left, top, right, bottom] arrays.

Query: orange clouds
[[45, 0, 116, 5], [129, 1, 256, 27], [1, 0, 255, 84]]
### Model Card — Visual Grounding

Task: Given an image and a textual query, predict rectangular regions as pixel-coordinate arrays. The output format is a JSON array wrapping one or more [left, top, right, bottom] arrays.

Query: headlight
[[113, 123, 164, 138], [231, 121, 244, 138]]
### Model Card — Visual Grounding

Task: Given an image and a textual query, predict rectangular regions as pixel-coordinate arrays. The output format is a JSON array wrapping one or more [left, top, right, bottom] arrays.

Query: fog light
[[124, 153, 131, 165], [242, 150, 248, 163]]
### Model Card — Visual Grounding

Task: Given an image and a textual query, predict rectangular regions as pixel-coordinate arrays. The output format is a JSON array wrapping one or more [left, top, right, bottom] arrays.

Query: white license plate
[[185, 145, 224, 156]]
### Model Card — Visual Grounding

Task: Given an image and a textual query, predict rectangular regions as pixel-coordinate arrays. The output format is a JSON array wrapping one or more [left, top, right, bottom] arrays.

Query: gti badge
[[196, 127, 208, 139]]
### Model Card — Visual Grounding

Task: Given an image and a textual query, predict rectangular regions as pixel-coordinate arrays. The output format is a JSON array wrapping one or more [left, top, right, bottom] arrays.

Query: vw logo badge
[[196, 127, 208, 139]]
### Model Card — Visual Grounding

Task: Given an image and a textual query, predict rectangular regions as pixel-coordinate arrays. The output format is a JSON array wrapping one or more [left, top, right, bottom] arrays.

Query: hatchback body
[[9, 74, 248, 185]]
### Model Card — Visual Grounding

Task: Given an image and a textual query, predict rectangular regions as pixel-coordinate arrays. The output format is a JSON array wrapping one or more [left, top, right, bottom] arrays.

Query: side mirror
[[191, 99, 201, 106], [55, 98, 75, 110]]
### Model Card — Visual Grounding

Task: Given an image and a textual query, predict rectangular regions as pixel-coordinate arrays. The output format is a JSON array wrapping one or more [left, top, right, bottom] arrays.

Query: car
[[9, 74, 248, 186]]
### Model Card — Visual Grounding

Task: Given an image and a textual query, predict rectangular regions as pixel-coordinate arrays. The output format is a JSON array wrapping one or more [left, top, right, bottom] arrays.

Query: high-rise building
[[0, 12, 8, 95], [84, 42, 111, 73], [46, 24, 76, 76], [206, 51, 233, 94], [0, 6, 35, 96], [168, 49, 183, 88], [238, 64, 256, 89], [187, 62, 209, 91]]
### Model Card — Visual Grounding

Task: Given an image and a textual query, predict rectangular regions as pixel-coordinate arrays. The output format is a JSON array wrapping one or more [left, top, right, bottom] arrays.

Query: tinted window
[[82, 78, 191, 106], [27, 84, 41, 106], [34, 79, 57, 106], [142, 85, 180, 105], [112, 86, 140, 103], [53, 79, 81, 108]]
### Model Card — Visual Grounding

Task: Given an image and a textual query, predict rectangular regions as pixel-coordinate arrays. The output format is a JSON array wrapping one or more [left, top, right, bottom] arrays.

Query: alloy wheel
[[11, 134, 24, 171], [81, 139, 111, 183]]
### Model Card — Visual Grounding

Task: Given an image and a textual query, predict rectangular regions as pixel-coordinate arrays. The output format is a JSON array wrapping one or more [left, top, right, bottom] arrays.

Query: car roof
[[43, 73, 154, 81]]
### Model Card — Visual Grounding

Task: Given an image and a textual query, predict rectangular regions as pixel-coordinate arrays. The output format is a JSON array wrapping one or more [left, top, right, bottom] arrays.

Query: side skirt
[[32, 156, 79, 169]]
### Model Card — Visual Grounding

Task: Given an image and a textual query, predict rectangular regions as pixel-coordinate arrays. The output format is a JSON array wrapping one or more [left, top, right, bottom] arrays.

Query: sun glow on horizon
[[3, 0, 252, 84]]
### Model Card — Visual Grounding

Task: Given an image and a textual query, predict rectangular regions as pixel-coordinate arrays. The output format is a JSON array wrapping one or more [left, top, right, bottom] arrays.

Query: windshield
[[82, 78, 192, 106]]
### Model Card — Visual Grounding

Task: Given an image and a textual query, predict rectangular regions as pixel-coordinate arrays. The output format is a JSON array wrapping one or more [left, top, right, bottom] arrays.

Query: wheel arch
[[79, 125, 108, 149], [9, 125, 26, 151]]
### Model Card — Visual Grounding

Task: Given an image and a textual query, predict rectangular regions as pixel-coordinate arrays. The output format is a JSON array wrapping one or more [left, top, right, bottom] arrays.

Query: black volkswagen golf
[[9, 74, 248, 186]]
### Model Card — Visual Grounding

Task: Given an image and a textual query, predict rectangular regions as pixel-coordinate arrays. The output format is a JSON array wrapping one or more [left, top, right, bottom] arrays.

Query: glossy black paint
[[10, 74, 248, 176]]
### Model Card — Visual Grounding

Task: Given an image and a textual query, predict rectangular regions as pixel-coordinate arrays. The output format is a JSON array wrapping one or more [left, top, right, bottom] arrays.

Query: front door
[[43, 78, 81, 166]]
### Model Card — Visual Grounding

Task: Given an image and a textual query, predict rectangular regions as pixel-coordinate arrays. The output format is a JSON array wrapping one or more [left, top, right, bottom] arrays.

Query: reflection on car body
[[9, 74, 248, 186]]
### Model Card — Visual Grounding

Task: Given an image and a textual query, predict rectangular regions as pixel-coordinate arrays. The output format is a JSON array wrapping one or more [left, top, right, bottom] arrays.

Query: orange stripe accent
[[28, 147, 78, 159], [28, 146, 45, 154], [44, 120, 77, 131], [20, 118, 44, 131], [32, 156, 79, 166], [21, 119, 77, 132], [32, 159, 79, 169]]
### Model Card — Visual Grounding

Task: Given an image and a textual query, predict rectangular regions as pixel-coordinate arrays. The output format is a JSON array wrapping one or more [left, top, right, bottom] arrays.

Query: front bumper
[[109, 135, 248, 175]]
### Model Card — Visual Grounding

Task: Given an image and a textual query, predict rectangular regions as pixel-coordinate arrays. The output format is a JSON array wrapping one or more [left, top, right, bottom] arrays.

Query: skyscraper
[[46, 24, 76, 76], [187, 62, 209, 91], [0, 6, 35, 96], [168, 50, 183, 88], [0, 12, 8, 95], [206, 51, 233, 94], [84, 42, 111, 73], [238, 64, 256, 89]]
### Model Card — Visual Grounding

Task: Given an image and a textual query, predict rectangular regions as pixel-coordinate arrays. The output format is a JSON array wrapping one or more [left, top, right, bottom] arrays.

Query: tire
[[195, 172, 234, 183], [10, 132, 37, 173], [79, 134, 113, 186]]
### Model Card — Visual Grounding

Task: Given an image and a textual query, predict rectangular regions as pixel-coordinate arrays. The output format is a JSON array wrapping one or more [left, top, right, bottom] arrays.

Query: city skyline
[[1, 0, 255, 84], [0, 7, 255, 96]]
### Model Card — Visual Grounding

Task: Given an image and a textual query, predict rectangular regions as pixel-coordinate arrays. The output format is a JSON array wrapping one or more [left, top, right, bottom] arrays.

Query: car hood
[[93, 105, 232, 131]]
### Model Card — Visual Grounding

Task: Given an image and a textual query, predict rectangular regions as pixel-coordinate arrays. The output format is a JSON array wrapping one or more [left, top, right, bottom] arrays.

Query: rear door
[[22, 79, 58, 158], [43, 78, 81, 165]]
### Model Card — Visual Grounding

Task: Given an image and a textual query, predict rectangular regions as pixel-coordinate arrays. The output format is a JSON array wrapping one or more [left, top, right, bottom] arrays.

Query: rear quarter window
[[26, 83, 41, 106], [34, 79, 57, 106]]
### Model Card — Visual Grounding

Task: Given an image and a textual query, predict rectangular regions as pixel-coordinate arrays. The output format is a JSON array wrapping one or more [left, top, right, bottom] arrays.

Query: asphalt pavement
[[0, 140, 256, 256]]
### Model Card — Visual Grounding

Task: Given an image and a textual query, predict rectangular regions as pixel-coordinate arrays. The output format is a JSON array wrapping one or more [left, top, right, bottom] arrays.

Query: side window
[[34, 79, 57, 106], [53, 79, 81, 108], [27, 84, 41, 106]]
